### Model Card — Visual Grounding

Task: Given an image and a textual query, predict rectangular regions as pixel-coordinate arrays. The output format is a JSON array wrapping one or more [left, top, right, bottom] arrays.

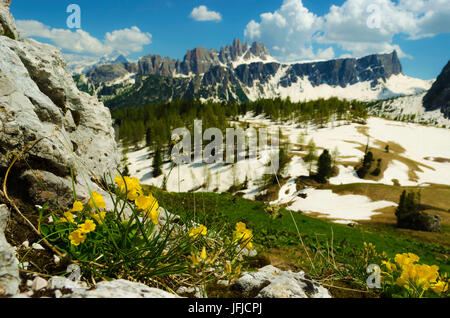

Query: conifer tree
[[304, 139, 318, 175], [317, 149, 332, 183], [152, 146, 163, 178], [145, 128, 152, 148], [356, 151, 374, 178], [331, 146, 340, 167]]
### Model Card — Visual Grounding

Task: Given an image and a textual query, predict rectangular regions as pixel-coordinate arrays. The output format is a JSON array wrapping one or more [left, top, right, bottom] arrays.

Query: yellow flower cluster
[[88, 191, 106, 210], [393, 253, 447, 294], [68, 230, 86, 246], [135, 194, 160, 225], [114, 175, 142, 200], [60, 200, 84, 223], [61, 193, 107, 246], [381, 252, 448, 296], [233, 222, 254, 250], [69, 219, 97, 246], [114, 175, 160, 225], [189, 225, 207, 239], [395, 253, 420, 267], [63, 176, 161, 247]]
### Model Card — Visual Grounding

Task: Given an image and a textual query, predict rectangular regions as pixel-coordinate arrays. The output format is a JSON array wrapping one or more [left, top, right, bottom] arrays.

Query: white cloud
[[105, 26, 152, 53], [244, 0, 450, 61], [16, 20, 152, 57], [244, 0, 326, 62], [189, 5, 222, 22]]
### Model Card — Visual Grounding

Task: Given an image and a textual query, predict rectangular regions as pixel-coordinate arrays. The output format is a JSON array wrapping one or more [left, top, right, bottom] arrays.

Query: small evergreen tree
[[317, 149, 332, 183], [304, 139, 318, 175], [331, 146, 340, 167], [371, 158, 382, 176], [152, 146, 163, 177], [356, 151, 374, 178], [145, 128, 152, 148], [395, 191, 421, 230], [297, 132, 306, 150]]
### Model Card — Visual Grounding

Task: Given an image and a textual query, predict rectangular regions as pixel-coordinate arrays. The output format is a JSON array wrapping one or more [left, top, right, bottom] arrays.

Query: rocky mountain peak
[[182, 46, 220, 75], [423, 60, 450, 118], [249, 42, 270, 59], [230, 38, 248, 59]]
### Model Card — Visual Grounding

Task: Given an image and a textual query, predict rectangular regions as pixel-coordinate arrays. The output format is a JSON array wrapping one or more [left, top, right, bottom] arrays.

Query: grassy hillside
[[148, 186, 450, 296]]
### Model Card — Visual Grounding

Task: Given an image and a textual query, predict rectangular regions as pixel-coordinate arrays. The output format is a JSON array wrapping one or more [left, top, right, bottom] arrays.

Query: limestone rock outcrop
[[234, 265, 331, 298], [0, 1, 119, 209], [0, 204, 20, 296]]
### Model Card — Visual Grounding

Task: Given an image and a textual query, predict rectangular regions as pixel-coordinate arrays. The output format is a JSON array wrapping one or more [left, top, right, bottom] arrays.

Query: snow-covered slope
[[369, 92, 450, 127], [244, 73, 433, 102], [123, 116, 450, 224]]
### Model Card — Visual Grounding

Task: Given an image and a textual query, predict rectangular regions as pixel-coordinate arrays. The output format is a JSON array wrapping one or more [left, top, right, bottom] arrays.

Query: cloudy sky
[[11, 0, 450, 79]]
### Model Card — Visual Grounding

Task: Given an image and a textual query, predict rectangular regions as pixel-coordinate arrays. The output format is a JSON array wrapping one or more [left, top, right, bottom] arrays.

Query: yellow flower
[[60, 211, 75, 223], [225, 262, 232, 275], [189, 225, 207, 239], [200, 246, 207, 260], [233, 223, 254, 250], [68, 230, 86, 246], [135, 194, 159, 225], [88, 191, 106, 210], [115, 175, 142, 200], [71, 201, 84, 213], [396, 276, 408, 287], [92, 211, 106, 224], [394, 253, 419, 267], [78, 219, 96, 234], [396, 263, 439, 290], [135, 194, 158, 211], [381, 260, 398, 272], [189, 252, 199, 267], [147, 206, 160, 225], [236, 222, 247, 232], [114, 174, 125, 189], [431, 281, 448, 294]]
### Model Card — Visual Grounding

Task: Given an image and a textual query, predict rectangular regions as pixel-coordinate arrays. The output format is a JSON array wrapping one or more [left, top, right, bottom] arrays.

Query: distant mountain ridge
[[72, 39, 432, 108]]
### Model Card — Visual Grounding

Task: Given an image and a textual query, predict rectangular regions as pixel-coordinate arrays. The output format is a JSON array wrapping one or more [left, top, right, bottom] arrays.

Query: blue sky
[[11, 0, 450, 79]]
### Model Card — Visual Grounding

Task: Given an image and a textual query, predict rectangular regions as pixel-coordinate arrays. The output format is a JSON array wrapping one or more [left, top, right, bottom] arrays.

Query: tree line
[[112, 97, 368, 149]]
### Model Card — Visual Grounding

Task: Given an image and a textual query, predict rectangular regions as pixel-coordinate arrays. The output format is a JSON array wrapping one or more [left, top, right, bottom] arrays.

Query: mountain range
[[73, 39, 442, 112]]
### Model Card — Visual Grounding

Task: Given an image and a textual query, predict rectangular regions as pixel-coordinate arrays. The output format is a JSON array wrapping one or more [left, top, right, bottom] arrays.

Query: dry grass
[[424, 157, 450, 163], [341, 139, 434, 183], [356, 125, 370, 137]]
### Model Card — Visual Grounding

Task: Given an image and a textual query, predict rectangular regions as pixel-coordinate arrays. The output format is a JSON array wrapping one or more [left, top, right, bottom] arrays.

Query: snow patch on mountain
[[369, 92, 450, 127], [244, 74, 433, 102]]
